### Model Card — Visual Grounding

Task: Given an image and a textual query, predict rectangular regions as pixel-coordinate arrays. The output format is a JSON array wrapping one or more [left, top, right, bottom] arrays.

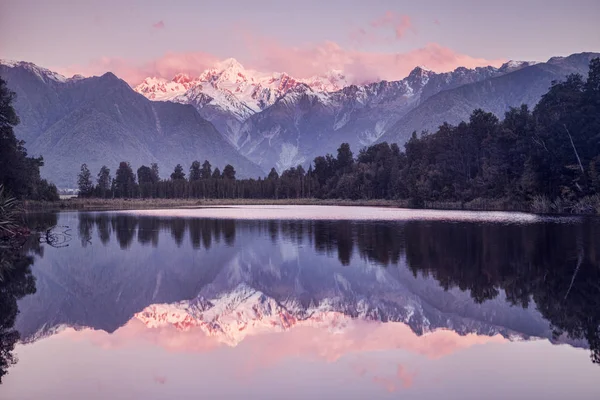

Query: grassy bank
[[21, 195, 600, 215], [22, 197, 408, 212]]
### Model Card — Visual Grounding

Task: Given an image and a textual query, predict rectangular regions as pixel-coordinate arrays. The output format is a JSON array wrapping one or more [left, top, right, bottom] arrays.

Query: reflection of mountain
[[14, 211, 600, 365]]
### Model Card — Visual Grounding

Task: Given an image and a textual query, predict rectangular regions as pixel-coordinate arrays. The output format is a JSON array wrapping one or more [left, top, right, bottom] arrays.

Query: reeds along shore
[[20, 196, 600, 215]]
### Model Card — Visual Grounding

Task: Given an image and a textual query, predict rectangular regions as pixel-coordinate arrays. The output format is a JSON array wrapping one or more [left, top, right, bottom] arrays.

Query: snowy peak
[[303, 69, 350, 92], [406, 66, 435, 88], [134, 75, 200, 101], [133, 284, 341, 346], [0, 59, 72, 84], [499, 60, 538, 73]]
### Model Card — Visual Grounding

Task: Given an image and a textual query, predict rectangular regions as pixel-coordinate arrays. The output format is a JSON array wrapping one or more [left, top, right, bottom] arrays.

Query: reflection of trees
[[72, 213, 600, 365], [0, 214, 57, 384], [0, 247, 35, 383], [404, 220, 600, 366], [77, 214, 237, 251], [111, 215, 138, 250], [170, 218, 186, 247]]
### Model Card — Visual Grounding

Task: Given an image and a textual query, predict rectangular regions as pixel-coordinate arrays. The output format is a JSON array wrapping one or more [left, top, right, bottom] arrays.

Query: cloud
[[53, 31, 504, 87], [370, 11, 415, 39], [54, 51, 219, 85], [351, 11, 415, 45], [243, 35, 505, 84], [152, 20, 165, 30], [434, 19, 441, 25], [59, 317, 506, 393]]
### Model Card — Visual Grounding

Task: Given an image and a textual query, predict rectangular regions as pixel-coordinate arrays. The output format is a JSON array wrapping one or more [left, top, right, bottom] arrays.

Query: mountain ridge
[[0, 63, 265, 187]]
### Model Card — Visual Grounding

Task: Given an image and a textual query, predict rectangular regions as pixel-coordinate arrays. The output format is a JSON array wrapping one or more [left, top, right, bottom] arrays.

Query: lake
[[1, 205, 599, 399]]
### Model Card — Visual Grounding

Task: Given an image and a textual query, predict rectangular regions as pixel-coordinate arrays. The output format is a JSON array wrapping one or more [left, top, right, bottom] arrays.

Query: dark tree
[[114, 162, 136, 198], [0, 77, 58, 201], [137, 165, 154, 185], [97, 166, 111, 198], [189, 161, 201, 182], [170, 164, 186, 181], [77, 164, 93, 197], [201, 160, 212, 179], [222, 164, 236, 180], [150, 163, 160, 183]]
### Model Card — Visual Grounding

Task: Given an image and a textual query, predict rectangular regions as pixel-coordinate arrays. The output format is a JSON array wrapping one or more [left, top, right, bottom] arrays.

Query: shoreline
[[22, 197, 541, 214]]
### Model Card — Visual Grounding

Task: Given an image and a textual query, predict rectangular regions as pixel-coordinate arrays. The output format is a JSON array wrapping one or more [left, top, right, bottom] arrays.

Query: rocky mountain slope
[[0, 61, 264, 187], [380, 52, 600, 145], [235, 62, 533, 171]]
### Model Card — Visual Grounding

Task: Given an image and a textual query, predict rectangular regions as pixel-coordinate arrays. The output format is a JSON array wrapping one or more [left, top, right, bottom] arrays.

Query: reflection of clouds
[[60, 316, 506, 391], [61, 320, 222, 353]]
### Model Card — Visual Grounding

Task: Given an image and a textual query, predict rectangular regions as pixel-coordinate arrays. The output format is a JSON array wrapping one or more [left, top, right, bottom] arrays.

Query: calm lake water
[[2, 205, 599, 399]]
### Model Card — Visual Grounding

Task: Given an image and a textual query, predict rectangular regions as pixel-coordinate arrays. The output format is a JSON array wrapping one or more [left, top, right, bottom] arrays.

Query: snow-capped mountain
[[134, 283, 530, 347], [133, 58, 349, 148], [235, 63, 510, 171], [0, 59, 84, 84], [0, 60, 265, 187]]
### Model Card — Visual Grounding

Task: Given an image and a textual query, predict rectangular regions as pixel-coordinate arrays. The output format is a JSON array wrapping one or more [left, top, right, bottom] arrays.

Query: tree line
[[0, 77, 59, 201], [77, 58, 600, 212]]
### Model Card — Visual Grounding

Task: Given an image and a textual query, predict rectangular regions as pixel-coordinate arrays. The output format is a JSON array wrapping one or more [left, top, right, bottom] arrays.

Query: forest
[[73, 58, 600, 213]]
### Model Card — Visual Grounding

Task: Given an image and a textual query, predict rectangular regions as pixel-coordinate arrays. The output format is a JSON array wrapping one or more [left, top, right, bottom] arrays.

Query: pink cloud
[[152, 20, 165, 30], [434, 18, 441, 25], [352, 11, 416, 45], [59, 316, 507, 393], [54, 51, 219, 85], [243, 35, 506, 84], [53, 30, 504, 87], [370, 11, 414, 39]]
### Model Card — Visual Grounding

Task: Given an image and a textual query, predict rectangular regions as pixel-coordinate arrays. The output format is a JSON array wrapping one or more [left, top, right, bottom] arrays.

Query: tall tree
[[150, 163, 160, 183], [114, 162, 136, 198], [189, 161, 201, 182], [0, 77, 58, 200], [222, 164, 236, 180], [77, 164, 93, 197], [170, 164, 186, 181], [201, 160, 212, 179], [137, 165, 154, 185], [97, 166, 111, 198]]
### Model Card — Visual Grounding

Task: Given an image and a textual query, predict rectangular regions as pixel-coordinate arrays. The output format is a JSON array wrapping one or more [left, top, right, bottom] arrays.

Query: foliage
[[0, 77, 59, 201], [0, 185, 19, 237], [77, 164, 94, 197]]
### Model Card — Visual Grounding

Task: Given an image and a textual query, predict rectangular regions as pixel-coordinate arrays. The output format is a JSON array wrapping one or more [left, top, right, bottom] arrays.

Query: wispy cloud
[[54, 51, 219, 85], [351, 11, 416, 45], [54, 18, 504, 86], [152, 20, 165, 30]]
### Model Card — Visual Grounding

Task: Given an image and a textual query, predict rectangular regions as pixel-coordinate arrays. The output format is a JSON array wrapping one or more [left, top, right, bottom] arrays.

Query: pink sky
[[1, 0, 599, 85]]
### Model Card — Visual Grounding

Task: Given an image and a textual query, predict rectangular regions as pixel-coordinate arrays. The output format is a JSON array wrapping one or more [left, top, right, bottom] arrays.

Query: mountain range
[[1, 52, 598, 187], [0, 61, 264, 187]]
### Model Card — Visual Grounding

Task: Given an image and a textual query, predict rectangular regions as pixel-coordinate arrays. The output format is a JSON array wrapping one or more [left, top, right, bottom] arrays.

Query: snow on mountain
[[134, 73, 200, 101], [134, 283, 422, 347], [0, 59, 80, 84], [134, 59, 347, 118]]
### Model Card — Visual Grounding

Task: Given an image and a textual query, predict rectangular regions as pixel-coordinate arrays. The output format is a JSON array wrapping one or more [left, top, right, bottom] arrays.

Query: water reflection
[[3, 209, 600, 391], [0, 214, 57, 383]]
